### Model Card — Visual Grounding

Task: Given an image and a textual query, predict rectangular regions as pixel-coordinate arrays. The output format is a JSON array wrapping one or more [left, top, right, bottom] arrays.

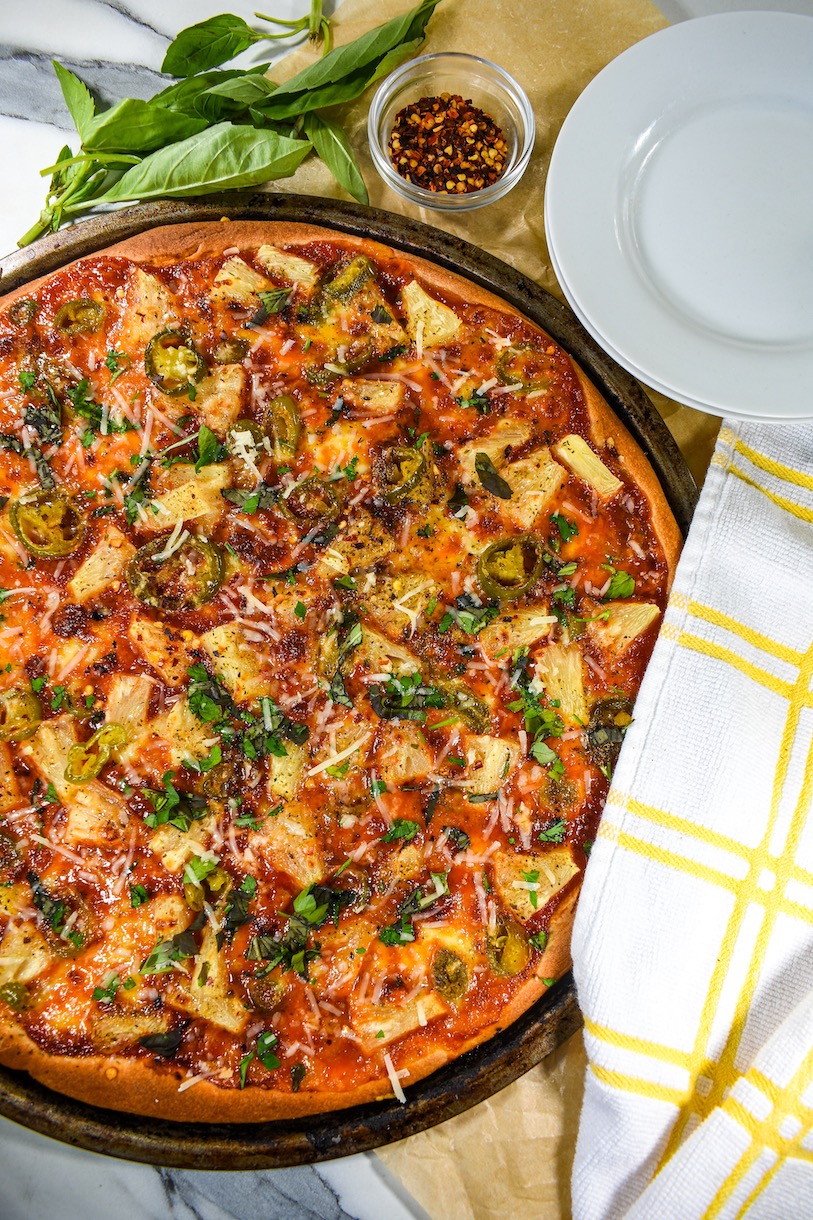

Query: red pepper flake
[[387, 92, 508, 194]]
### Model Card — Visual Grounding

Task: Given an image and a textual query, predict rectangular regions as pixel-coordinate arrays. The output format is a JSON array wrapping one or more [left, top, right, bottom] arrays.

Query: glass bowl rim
[[367, 50, 536, 210]]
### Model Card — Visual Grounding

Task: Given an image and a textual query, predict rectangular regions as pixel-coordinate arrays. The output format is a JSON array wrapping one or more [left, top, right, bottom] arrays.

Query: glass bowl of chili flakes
[[368, 52, 535, 211]]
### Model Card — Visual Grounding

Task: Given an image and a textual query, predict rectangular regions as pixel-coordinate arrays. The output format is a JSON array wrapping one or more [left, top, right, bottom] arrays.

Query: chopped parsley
[[143, 771, 207, 832], [381, 819, 419, 843], [92, 972, 121, 1004], [194, 423, 227, 472], [129, 884, 150, 908], [455, 387, 490, 414], [369, 671, 444, 724], [550, 512, 579, 545], [603, 567, 635, 599], [438, 593, 499, 637], [379, 873, 449, 945], [522, 868, 541, 910]]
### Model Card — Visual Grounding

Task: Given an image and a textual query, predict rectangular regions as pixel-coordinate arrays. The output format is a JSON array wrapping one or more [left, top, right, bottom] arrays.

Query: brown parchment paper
[[265, 2, 719, 1215]]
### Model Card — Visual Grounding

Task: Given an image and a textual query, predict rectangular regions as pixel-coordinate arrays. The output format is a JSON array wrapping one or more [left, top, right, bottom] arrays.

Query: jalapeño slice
[[145, 328, 206, 397], [64, 723, 127, 785], [495, 344, 553, 391], [8, 299, 37, 327], [10, 489, 87, 558], [127, 535, 224, 611], [477, 535, 545, 602], [377, 445, 426, 504], [321, 255, 374, 301], [0, 687, 42, 743], [267, 394, 301, 460], [54, 298, 104, 335], [281, 475, 339, 529]]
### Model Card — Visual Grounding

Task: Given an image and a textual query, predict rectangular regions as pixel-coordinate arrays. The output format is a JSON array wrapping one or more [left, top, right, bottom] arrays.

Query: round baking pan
[[0, 195, 697, 1168]]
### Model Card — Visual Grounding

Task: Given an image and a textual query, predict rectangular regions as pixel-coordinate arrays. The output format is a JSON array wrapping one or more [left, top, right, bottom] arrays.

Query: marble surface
[[0, 2, 810, 1218]]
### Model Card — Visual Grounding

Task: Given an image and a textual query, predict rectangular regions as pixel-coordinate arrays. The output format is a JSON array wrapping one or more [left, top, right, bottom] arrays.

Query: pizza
[[0, 220, 680, 1121]]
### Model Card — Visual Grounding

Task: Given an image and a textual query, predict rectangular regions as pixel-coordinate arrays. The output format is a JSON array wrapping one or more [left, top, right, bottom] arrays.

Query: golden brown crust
[[0, 218, 679, 1123]]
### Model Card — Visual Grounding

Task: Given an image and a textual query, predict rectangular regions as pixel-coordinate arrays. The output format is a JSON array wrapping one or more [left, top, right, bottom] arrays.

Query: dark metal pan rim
[[0, 193, 697, 1169]]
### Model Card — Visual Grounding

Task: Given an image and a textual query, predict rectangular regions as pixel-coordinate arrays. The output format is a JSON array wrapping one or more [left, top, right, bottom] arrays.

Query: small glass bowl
[[367, 52, 535, 212]]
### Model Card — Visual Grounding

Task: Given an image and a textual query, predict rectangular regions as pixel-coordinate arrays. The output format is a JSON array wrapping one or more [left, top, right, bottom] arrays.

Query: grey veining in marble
[[0, 45, 165, 126], [156, 1166, 356, 1220]]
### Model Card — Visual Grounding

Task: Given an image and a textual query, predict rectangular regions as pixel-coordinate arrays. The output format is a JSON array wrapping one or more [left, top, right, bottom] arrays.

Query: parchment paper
[[269, 3, 720, 1214]]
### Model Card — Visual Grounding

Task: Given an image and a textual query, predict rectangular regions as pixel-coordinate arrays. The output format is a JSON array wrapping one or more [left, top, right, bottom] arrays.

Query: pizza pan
[[0, 195, 697, 1168]]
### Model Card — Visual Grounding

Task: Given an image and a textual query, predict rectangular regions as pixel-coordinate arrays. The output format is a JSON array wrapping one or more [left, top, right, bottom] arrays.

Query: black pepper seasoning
[[388, 92, 508, 193]]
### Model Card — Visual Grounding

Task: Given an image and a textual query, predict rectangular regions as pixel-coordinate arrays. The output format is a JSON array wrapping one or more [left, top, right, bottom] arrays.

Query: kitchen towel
[[572, 420, 813, 1218]]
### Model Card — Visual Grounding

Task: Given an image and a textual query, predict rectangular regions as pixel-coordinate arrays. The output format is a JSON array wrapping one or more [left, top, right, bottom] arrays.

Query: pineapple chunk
[[320, 509, 395, 573], [362, 573, 441, 639], [552, 434, 622, 500], [210, 255, 272, 305], [351, 991, 446, 1053], [129, 617, 196, 687], [267, 741, 307, 801], [148, 696, 211, 768], [377, 722, 433, 786], [479, 609, 558, 658], [0, 921, 51, 985], [533, 644, 587, 723], [67, 525, 135, 602], [381, 843, 423, 886], [257, 244, 319, 295], [458, 418, 531, 488], [589, 602, 660, 653], [18, 715, 76, 801], [200, 621, 266, 703], [0, 742, 20, 814], [150, 817, 214, 873], [456, 734, 520, 796], [171, 919, 247, 1034], [118, 268, 178, 348], [142, 463, 230, 533], [401, 280, 461, 348], [248, 803, 325, 889], [338, 378, 404, 413], [92, 1010, 172, 1052], [504, 448, 567, 530], [354, 625, 418, 676], [194, 365, 247, 437], [63, 782, 130, 849], [105, 674, 154, 760], [493, 846, 579, 923]]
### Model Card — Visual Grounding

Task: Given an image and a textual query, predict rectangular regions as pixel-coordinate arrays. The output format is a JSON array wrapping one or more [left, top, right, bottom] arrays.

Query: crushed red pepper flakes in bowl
[[388, 92, 509, 194]]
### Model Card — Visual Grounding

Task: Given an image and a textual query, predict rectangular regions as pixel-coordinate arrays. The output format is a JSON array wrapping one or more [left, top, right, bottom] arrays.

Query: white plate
[[547, 237, 808, 423], [544, 12, 813, 420]]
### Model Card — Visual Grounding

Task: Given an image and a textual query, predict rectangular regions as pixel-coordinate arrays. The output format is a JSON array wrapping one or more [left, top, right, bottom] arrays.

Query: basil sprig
[[19, 0, 441, 246]]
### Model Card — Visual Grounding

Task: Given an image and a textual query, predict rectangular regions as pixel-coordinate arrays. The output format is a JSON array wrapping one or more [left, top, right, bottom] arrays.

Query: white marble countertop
[[0, 1, 810, 1217]]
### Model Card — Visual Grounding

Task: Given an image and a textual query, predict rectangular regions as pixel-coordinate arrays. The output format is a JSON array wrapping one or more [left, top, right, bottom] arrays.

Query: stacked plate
[[544, 11, 813, 422]]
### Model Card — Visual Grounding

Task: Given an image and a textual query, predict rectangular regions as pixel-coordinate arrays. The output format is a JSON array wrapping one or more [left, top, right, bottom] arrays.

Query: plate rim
[[544, 9, 813, 419], [0, 192, 696, 1168]]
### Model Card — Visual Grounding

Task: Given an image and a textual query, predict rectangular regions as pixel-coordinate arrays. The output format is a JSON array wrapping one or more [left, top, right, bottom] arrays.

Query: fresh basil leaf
[[161, 14, 266, 77], [95, 123, 311, 205], [474, 452, 513, 499], [154, 67, 272, 122], [605, 570, 635, 600], [263, 0, 439, 101], [52, 61, 95, 142], [303, 112, 368, 205], [253, 43, 420, 123], [82, 98, 209, 155], [205, 72, 277, 106], [195, 423, 227, 472]]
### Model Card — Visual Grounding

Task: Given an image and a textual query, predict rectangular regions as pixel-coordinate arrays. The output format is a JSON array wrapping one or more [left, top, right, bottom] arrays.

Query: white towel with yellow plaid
[[571, 420, 813, 1218]]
